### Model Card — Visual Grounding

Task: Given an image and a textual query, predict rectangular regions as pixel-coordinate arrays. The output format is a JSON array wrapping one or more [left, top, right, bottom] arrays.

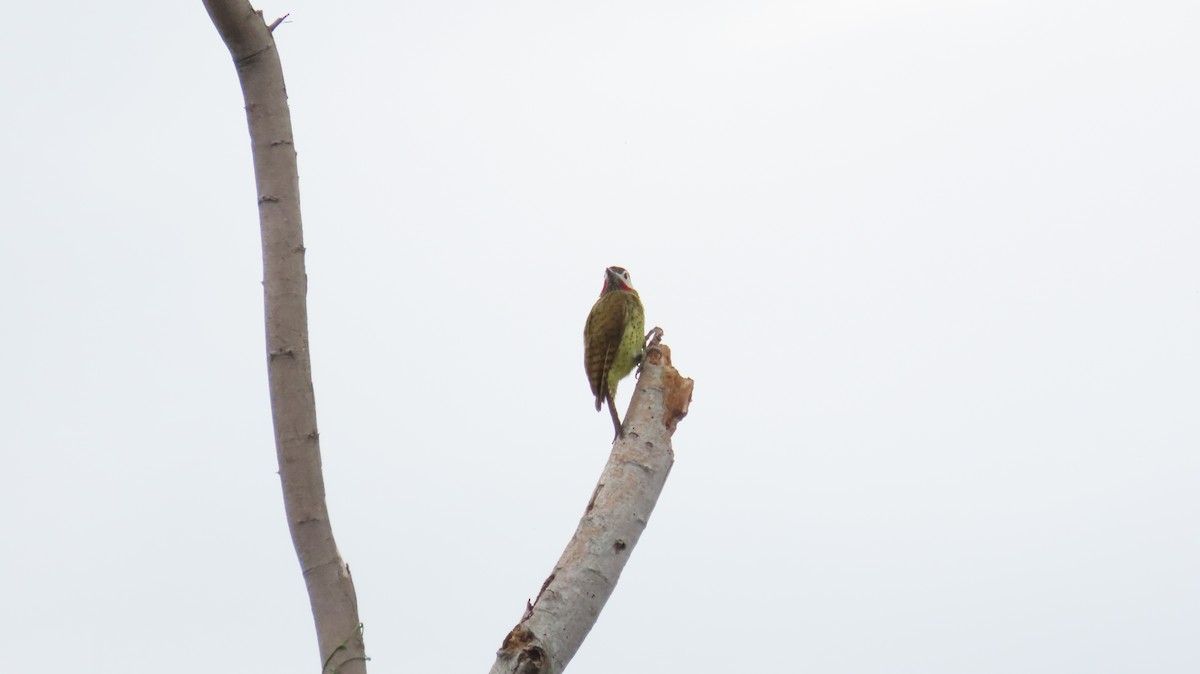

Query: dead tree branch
[[490, 331, 693, 674], [200, 3, 367, 672]]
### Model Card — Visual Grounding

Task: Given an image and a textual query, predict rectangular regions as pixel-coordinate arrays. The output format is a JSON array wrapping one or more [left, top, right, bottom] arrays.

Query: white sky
[[2, 1, 1198, 672]]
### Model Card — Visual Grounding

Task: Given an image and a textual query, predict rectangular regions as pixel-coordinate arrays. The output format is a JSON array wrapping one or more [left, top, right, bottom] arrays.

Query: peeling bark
[[201, 3, 367, 673], [490, 332, 693, 674]]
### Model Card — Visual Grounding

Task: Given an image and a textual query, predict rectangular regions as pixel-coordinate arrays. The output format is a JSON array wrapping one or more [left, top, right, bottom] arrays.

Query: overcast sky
[[2, 1, 1198, 672]]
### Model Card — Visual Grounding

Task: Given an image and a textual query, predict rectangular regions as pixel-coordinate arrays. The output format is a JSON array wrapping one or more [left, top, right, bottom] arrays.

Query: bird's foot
[[644, 326, 664, 351], [636, 327, 665, 379]]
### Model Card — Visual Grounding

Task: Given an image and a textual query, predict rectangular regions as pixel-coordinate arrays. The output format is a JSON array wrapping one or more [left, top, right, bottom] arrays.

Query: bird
[[583, 266, 646, 440]]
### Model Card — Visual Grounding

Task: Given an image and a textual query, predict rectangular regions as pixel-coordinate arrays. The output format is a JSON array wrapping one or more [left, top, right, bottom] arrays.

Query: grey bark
[[200, 4, 368, 673], [490, 334, 693, 674]]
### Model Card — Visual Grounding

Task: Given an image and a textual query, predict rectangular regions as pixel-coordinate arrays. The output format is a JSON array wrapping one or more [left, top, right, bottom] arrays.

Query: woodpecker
[[583, 266, 646, 440]]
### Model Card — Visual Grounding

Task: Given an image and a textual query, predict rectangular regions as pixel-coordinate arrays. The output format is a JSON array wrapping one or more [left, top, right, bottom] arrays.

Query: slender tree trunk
[[201, 4, 368, 673], [490, 334, 693, 674]]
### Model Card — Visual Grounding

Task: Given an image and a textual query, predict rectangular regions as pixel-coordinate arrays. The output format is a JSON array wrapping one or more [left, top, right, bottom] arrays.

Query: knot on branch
[[498, 625, 548, 674]]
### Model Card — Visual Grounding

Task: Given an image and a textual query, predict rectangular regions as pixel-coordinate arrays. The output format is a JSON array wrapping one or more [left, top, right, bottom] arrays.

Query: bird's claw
[[644, 326, 664, 351], [635, 327, 665, 379]]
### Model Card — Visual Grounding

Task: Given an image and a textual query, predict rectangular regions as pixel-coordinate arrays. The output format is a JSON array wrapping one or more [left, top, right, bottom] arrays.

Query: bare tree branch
[[201, 3, 368, 672], [490, 331, 693, 674]]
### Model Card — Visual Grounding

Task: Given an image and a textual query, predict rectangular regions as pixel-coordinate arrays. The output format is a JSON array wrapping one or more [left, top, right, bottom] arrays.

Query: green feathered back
[[583, 288, 645, 411]]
